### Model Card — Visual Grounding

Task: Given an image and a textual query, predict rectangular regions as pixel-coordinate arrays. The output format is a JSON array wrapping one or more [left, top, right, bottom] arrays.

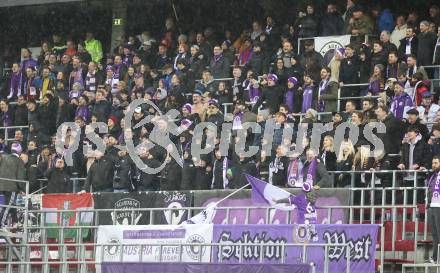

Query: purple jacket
[[75, 105, 90, 122], [391, 92, 413, 120]]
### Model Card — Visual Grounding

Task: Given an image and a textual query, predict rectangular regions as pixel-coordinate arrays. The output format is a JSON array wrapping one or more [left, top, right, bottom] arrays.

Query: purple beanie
[[180, 119, 193, 127], [182, 103, 192, 113], [267, 73, 278, 83], [11, 142, 22, 154], [288, 77, 298, 85], [336, 47, 345, 56]]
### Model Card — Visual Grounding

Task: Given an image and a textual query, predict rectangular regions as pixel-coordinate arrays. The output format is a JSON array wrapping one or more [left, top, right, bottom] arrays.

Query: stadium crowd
[[0, 0, 438, 196]]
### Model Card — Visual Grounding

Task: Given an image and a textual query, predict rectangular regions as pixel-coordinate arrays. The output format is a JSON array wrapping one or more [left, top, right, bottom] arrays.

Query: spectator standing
[[391, 15, 407, 48], [45, 157, 71, 193], [427, 156, 440, 263], [85, 32, 103, 63], [320, 3, 344, 36], [209, 45, 231, 79], [417, 21, 437, 66]]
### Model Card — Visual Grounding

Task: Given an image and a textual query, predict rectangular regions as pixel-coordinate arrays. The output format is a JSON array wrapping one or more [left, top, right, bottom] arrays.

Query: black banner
[[93, 191, 193, 225], [152, 191, 192, 225], [93, 192, 155, 225]]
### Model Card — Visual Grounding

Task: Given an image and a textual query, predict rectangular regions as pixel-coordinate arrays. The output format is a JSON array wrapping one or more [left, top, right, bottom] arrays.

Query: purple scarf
[[301, 85, 314, 113], [70, 68, 84, 90], [248, 87, 260, 103], [284, 88, 295, 113], [113, 63, 123, 79], [213, 54, 223, 63], [232, 111, 244, 129], [85, 71, 97, 92], [75, 105, 89, 122], [287, 158, 304, 187], [304, 158, 318, 185], [429, 172, 440, 207], [318, 79, 329, 112]]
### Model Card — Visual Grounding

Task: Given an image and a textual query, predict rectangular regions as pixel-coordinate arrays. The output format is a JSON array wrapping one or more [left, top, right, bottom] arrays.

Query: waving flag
[[245, 174, 295, 211], [184, 203, 217, 224]]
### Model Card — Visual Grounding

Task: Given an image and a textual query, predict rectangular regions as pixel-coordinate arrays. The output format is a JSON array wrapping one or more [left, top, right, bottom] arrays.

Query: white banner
[[96, 224, 213, 263], [314, 35, 351, 64]]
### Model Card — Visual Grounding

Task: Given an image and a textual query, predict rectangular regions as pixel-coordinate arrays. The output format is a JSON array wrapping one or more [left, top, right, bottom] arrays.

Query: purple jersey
[[289, 194, 317, 224]]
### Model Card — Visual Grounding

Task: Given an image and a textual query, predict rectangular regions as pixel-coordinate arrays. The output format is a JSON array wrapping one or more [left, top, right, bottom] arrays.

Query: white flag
[[183, 203, 217, 224]]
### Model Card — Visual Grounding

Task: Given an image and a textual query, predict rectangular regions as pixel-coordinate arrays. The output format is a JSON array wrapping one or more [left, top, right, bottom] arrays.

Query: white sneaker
[[429, 257, 436, 264]]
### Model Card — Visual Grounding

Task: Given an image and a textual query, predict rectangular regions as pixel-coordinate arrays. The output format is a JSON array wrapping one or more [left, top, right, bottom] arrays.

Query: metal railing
[[0, 125, 29, 145]]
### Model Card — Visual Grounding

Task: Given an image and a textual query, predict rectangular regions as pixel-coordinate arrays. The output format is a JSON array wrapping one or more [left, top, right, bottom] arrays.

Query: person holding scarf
[[113, 55, 128, 81], [390, 82, 413, 120], [300, 72, 318, 113], [253, 73, 282, 114], [68, 57, 85, 91], [6, 63, 22, 100], [19, 48, 38, 92], [284, 76, 302, 114], [104, 65, 119, 94], [318, 70, 339, 122], [122, 44, 133, 66], [367, 64, 385, 96], [286, 152, 304, 188], [245, 79, 261, 106], [211, 148, 231, 189], [301, 148, 331, 189], [427, 155, 440, 263], [23, 67, 41, 101], [84, 61, 103, 95]]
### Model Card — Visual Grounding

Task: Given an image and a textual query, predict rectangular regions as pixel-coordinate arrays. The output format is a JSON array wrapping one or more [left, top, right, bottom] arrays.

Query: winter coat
[[91, 100, 111, 122], [209, 55, 231, 79], [37, 102, 57, 136], [301, 160, 332, 188], [319, 81, 339, 113], [417, 32, 437, 66], [253, 85, 283, 114], [320, 12, 344, 36], [160, 159, 182, 191], [400, 135, 430, 169], [336, 155, 354, 187], [228, 159, 258, 189], [137, 157, 161, 191], [378, 114, 406, 155], [45, 167, 71, 193], [180, 159, 196, 190], [113, 154, 135, 190], [0, 153, 26, 192], [13, 104, 28, 126], [83, 155, 115, 192]]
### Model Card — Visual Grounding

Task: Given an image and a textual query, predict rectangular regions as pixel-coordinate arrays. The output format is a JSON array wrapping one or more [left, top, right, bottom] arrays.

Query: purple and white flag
[[245, 174, 295, 211], [183, 203, 217, 224]]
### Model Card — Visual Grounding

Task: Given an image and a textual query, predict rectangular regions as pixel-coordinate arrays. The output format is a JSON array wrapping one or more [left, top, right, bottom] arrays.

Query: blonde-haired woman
[[335, 140, 355, 187], [319, 135, 337, 171]]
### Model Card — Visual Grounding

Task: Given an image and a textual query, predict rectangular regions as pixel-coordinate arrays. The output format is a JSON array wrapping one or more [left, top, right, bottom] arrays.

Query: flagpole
[[214, 183, 250, 206]]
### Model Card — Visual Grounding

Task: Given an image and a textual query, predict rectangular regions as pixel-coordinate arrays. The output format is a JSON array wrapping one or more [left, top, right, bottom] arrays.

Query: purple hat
[[180, 118, 193, 127], [11, 142, 22, 154], [106, 65, 114, 72], [302, 182, 312, 193], [288, 77, 298, 85], [222, 40, 232, 48], [336, 47, 345, 56], [422, 92, 433, 98], [182, 103, 192, 113], [123, 43, 132, 50], [267, 73, 278, 83], [208, 99, 219, 108]]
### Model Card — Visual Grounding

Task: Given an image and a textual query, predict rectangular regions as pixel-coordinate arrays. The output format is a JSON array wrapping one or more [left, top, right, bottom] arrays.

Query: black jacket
[[229, 159, 258, 189], [45, 167, 71, 194], [398, 37, 418, 60], [83, 155, 115, 191], [417, 32, 437, 66], [400, 136, 431, 169], [137, 157, 161, 191], [181, 159, 196, 190], [245, 51, 269, 77], [269, 156, 289, 186], [37, 102, 57, 135], [253, 85, 283, 114], [13, 104, 28, 126], [113, 154, 135, 190], [339, 56, 360, 84], [378, 114, 405, 155], [336, 155, 354, 187], [319, 150, 337, 171], [320, 12, 344, 36], [91, 100, 111, 122], [209, 55, 231, 79], [160, 159, 182, 191]]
